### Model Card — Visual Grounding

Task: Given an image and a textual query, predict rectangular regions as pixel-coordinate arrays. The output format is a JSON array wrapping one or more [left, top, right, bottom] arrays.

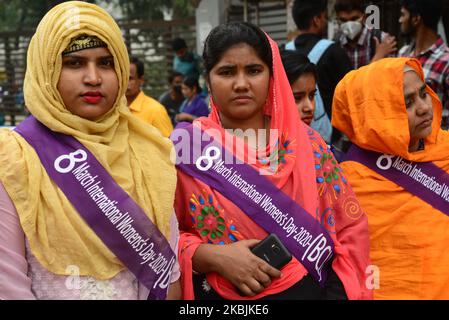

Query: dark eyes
[[217, 67, 263, 76], [248, 68, 262, 75], [420, 90, 428, 99], [218, 69, 233, 76], [405, 89, 428, 108], [63, 59, 82, 67], [62, 58, 114, 68], [100, 59, 114, 68], [294, 92, 316, 101]]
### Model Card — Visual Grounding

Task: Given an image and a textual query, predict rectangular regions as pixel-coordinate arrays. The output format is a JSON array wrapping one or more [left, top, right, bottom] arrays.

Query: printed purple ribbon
[[171, 123, 334, 286], [15, 116, 175, 300], [344, 144, 449, 217]]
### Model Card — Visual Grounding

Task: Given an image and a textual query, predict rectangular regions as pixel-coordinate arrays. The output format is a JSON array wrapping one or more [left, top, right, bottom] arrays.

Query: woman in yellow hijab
[[0, 1, 180, 299], [333, 57, 449, 299]]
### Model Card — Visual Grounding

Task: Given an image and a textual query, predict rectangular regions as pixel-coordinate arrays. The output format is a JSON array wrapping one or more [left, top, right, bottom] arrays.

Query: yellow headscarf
[[0, 1, 176, 279]]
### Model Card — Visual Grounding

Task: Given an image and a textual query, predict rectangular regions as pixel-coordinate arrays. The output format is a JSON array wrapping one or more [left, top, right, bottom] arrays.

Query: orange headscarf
[[174, 31, 371, 300], [333, 57, 449, 299]]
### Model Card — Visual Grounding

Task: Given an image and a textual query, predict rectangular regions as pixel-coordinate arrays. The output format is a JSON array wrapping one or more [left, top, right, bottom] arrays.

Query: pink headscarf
[[174, 32, 372, 300]]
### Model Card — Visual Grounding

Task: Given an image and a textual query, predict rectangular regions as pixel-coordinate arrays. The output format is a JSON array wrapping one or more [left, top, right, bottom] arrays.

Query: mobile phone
[[250, 233, 292, 270]]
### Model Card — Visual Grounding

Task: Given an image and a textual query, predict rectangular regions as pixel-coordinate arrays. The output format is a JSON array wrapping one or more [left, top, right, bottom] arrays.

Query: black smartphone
[[250, 233, 292, 270]]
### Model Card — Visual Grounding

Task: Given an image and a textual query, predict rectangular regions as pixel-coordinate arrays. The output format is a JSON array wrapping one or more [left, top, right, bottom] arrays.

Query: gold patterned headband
[[62, 35, 107, 55]]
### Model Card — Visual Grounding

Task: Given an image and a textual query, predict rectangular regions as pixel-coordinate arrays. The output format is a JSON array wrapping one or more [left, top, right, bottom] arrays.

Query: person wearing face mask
[[159, 71, 185, 125], [335, 0, 397, 70], [398, 0, 449, 130], [285, 0, 353, 154]]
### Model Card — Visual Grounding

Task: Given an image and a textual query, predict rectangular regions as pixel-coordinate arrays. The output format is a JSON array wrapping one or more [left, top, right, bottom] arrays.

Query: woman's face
[[181, 84, 196, 100], [57, 47, 119, 120], [290, 73, 316, 125], [403, 70, 433, 150], [207, 43, 270, 124]]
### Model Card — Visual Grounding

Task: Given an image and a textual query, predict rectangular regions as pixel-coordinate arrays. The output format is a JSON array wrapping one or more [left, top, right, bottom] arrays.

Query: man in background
[[126, 56, 173, 137], [334, 0, 397, 69], [398, 0, 449, 129], [158, 71, 184, 125]]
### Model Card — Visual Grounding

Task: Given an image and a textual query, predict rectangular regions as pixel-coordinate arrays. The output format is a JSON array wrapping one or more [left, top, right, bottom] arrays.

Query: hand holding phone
[[250, 233, 292, 270]]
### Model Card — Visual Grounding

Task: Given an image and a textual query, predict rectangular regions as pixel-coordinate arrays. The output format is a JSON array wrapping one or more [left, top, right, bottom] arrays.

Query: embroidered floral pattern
[[258, 132, 295, 173], [79, 277, 118, 300], [316, 207, 336, 234], [189, 191, 240, 244], [309, 132, 348, 202]]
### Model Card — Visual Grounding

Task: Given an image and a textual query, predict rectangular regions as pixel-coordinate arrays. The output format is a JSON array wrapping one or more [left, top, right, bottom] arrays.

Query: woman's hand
[[175, 112, 195, 122], [192, 240, 282, 297], [166, 279, 181, 300]]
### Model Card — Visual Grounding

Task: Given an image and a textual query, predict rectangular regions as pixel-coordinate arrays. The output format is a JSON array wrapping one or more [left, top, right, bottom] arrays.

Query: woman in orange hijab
[[333, 57, 449, 299]]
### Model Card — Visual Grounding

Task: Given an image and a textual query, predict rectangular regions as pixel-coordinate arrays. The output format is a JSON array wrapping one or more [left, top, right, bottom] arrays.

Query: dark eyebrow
[[215, 64, 235, 71], [419, 84, 427, 92], [404, 83, 426, 99], [62, 54, 113, 60], [293, 88, 317, 95], [246, 63, 265, 68]]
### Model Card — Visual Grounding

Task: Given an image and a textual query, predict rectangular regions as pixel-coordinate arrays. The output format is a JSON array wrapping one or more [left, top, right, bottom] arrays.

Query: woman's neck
[[220, 113, 266, 131], [220, 112, 270, 149], [188, 94, 197, 103], [409, 138, 423, 152]]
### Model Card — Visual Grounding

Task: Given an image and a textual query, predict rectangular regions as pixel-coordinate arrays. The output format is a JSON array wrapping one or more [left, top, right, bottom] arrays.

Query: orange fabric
[[174, 33, 372, 300], [333, 57, 449, 299], [129, 91, 173, 137]]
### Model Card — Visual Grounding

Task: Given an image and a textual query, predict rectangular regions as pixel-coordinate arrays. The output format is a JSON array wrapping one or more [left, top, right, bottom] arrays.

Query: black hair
[[334, 0, 365, 14], [183, 75, 200, 92], [172, 37, 187, 51], [130, 56, 144, 78], [280, 50, 317, 85], [168, 70, 183, 84], [202, 22, 272, 77], [400, 0, 443, 32], [292, 0, 328, 30]]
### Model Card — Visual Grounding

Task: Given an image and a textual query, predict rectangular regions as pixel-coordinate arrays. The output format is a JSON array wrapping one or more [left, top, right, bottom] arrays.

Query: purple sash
[[344, 145, 449, 217], [15, 116, 175, 300], [171, 123, 334, 286]]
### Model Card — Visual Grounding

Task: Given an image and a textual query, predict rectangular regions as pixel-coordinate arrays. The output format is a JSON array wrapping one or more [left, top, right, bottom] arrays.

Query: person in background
[[281, 49, 334, 144], [126, 56, 173, 137], [334, 0, 397, 69], [171, 37, 202, 80], [398, 0, 449, 129], [175, 76, 209, 123], [287, 0, 353, 152], [159, 71, 185, 125], [287, 0, 352, 122]]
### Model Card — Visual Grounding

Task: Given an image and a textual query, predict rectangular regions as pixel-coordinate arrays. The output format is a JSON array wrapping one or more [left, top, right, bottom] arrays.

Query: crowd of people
[[1, 0, 449, 300]]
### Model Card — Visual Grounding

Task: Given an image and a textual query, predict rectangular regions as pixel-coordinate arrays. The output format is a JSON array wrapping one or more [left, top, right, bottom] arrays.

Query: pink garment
[[0, 182, 180, 300]]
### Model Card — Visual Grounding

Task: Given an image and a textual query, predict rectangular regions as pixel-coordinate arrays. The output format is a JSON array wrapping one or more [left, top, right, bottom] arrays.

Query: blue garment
[[173, 52, 201, 79], [179, 95, 210, 119]]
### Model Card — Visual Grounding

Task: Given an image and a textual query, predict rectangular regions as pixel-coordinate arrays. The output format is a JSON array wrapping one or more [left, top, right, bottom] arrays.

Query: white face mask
[[340, 20, 363, 40]]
